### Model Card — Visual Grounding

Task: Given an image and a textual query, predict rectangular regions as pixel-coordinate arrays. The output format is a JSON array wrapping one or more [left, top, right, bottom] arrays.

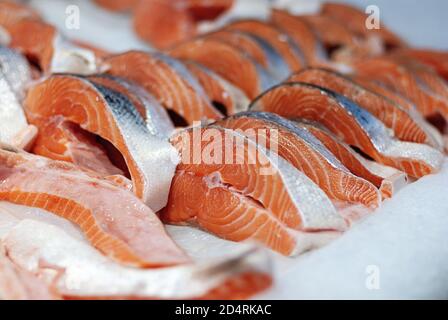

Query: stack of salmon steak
[[0, 0, 447, 299]]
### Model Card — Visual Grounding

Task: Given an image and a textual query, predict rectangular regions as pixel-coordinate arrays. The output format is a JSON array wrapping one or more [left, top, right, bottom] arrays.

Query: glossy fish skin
[[169, 38, 276, 99], [289, 68, 441, 149], [86, 74, 175, 139], [24, 74, 179, 212], [215, 111, 381, 209], [162, 126, 346, 256], [1, 209, 270, 299], [250, 82, 444, 178], [185, 61, 249, 116], [103, 50, 222, 125], [225, 19, 305, 72], [295, 120, 408, 199], [0, 45, 31, 99], [0, 145, 189, 267]]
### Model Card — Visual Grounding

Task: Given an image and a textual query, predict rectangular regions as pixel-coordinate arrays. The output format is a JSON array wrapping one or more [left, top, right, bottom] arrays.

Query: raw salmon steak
[[250, 82, 444, 178], [204, 29, 291, 81], [161, 126, 347, 256], [24, 74, 179, 212], [169, 38, 276, 99], [133, 0, 235, 49], [295, 121, 408, 200], [0, 145, 189, 267], [320, 2, 406, 51], [0, 202, 271, 299], [185, 61, 249, 116], [289, 68, 441, 149], [224, 20, 305, 73], [352, 57, 448, 122], [103, 50, 222, 125], [1, 16, 98, 74], [214, 111, 381, 209], [270, 9, 327, 64]]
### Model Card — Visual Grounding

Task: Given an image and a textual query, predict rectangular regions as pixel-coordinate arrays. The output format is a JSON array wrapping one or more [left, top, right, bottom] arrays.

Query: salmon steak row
[[0, 0, 446, 299]]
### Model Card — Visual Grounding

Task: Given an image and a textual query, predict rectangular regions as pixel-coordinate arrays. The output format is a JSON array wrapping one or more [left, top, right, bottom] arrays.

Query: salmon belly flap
[[0, 145, 189, 267], [161, 126, 347, 256]]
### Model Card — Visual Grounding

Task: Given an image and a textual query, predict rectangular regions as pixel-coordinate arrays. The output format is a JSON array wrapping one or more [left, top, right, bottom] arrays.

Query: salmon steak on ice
[[24, 73, 180, 212], [250, 82, 444, 178], [169, 38, 277, 100], [0, 202, 271, 299], [102, 51, 223, 125], [161, 126, 347, 256], [214, 111, 381, 210], [294, 120, 408, 200], [0, 3, 98, 74], [288, 67, 442, 149], [0, 144, 189, 267]]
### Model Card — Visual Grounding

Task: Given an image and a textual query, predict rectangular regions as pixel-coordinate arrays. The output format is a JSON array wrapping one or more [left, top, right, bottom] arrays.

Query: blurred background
[[28, 0, 448, 52]]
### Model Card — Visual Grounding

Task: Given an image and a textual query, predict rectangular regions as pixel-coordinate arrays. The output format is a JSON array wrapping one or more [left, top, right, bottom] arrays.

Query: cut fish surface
[[270, 9, 327, 64], [1, 16, 97, 74], [250, 82, 444, 178], [0, 204, 271, 299], [225, 19, 304, 72], [204, 29, 290, 81], [133, 0, 234, 49], [103, 50, 222, 125], [0, 146, 188, 267], [169, 38, 276, 99], [24, 74, 179, 212], [186, 61, 250, 116], [295, 121, 408, 199], [289, 67, 441, 149], [320, 2, 406, 51], [352, 57, 448, 123], [214, 111, 381, 209], [161, 126, 346, 256]]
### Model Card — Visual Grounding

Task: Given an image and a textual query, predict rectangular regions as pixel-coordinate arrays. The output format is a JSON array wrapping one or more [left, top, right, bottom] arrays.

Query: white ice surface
[[27, 0, 448, 299]]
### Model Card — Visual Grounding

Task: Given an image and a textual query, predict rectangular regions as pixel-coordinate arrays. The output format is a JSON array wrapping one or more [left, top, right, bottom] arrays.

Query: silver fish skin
[[83, 77, 179, 211], [220, 111, 350, 171], [292, 67, 444, 150], [90, 74, 175, 139], [0, 46, 31, 100], [0, 202, 271, 299], [179, 125, 347, 240], [0, 72, 29, 145], [250, 82, 444, 175]]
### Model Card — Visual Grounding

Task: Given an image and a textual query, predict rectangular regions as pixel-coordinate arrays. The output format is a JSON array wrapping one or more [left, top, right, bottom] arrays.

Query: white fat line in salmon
[[173, 122, 280, 174]]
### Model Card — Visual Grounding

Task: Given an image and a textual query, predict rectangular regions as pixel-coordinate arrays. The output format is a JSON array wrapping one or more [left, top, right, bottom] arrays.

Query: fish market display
[[24, 74, 179, 211], [0, 202, 271, 299], [0, 0, 447, 300], [103, 51, 222, 125], [215, 112, 381, 209], [162, 126, 346, 256]]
